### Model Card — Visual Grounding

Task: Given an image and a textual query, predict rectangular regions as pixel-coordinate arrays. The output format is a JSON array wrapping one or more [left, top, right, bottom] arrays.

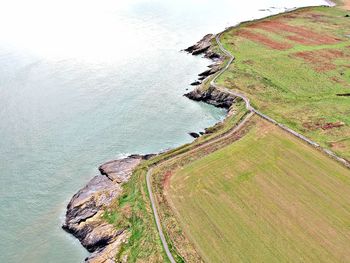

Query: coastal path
[[146, 23, 350, 263]]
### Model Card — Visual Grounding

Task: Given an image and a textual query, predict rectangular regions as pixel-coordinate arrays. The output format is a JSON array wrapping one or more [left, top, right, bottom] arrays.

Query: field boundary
[[146, 110, 254, 262], [212, 28, 350, 169], [147, 4, 350, 262]]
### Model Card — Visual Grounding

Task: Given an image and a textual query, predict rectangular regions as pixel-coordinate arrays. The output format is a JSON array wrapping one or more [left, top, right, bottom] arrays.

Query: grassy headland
[[102, 3, 350, 262], [162, 4, 350, 262], [168, 116, 350, 262], [217, 6, 350, 160]]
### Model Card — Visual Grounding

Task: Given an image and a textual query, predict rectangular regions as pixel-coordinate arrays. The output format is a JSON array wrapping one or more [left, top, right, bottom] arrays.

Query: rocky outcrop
[[85, 231, 129, 263], [185, 85, 236, 109], [198, 63, 221, 78], [188, 132, 200, 138], [184, 34, 237, 109], [184, 34, 213, 55], [63, 155, 146, 262], [190, 81, 202, 86], [185, 34, 224, 86]]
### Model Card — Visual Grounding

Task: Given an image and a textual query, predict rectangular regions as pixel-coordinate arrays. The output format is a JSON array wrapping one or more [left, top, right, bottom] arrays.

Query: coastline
[[62, 1, 341, 261], [62, 35, 229, 261], [62, 155, 147, 262]]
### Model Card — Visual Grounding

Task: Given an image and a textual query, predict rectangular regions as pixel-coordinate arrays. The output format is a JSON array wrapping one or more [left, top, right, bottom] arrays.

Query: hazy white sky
[[0, 0, 329, 61], [0, 0, 139, 60]]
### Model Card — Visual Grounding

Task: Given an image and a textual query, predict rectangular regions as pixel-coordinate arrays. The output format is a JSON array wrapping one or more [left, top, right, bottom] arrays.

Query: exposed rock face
[[85, 231, 129, 263], [63, 155, 145, 262], [197, 64, 221, 78], [184, 34, 237, 109], [99, 156, 143, 183], [185, 85, 236, 109], [188, 132, 200, 138], [184, 34, 213, 55], [184, 33, 224, 84], [190, 81, 202, 86]]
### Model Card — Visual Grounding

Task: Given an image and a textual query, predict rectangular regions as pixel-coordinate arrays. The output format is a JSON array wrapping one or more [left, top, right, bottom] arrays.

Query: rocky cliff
[[185, 85, 236, 109], [62, 155, 147, 262], [185, 34, 236, 109]]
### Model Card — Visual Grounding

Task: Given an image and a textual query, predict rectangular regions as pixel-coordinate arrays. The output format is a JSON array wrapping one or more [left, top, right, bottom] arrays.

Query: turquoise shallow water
[[0, 0, 328, 262]]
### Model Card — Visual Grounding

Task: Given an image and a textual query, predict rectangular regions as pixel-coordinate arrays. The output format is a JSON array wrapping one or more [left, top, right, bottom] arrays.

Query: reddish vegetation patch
[[163, 171, 173, 190], [249, 20, 340, 46], [237, 29, 292, 50], [302, 12, 330, 23], [331, 76, 343, 83], [303, 119, 324, 131], [293, 49, 349, 72], [242, 59, 254, 65], [321, 49, 346, 59], [330, 141, 347, 150], [286, 35, 320, 45], [322, 122, 345, 130], [294, 51, 335, 71], [303, 120, 345, 131], [121, 204, 132, 219]]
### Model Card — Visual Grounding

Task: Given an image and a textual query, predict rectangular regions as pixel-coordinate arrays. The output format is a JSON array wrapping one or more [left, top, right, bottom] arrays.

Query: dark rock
[[204, 50, 222, 61], [184, 34, 213, 55], [189, 132, 200, 138], [190, 81, 202, 86], [185, 85, 236, 109], [337, 93, 350, 96], [142, 153, 157, 160], [198, 64, 221, 78], [198, 69, 212, 77], [185, 34, 223, 63], [85, 231, 128, 263], [199, 132, 205, 135], [345, 14, 349, 17], [99, 155, 143, 183], [63, 155, 144, 262]]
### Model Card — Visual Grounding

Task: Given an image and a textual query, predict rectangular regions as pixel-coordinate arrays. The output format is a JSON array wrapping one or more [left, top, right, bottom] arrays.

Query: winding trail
[[146, 23, 350, 263], [146, 109, 254, 263], [146, 167, 176, 263], [212, 31, 350, 169]]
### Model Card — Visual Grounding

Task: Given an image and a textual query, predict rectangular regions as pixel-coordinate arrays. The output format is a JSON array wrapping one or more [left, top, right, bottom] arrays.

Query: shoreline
[[62, 155, 147, 262], [63, 1, 341, 261]]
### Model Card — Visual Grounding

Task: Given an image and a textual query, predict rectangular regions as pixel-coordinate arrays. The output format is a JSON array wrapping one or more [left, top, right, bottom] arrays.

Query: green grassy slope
[[168, 117, 350, 263], [217, 6, 350, 159]]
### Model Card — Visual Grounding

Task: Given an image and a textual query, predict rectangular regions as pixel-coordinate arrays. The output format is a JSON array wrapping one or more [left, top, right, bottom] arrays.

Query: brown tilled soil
[[293, 49, 349, 72], [322, 121, 345, 130], [303, 120, 345, 131], [163, 170, 173, 190], [294, 51, 336, 71], [330, 141, 347, 150], [236, 29, 292, 50], [331, 76, 344, 83], [248, 20, 340, 45]]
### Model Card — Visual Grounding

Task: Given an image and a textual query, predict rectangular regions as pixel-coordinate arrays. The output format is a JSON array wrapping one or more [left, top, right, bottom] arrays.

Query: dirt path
[[145, 110, 254, 263], [212, 30, 350, 169]]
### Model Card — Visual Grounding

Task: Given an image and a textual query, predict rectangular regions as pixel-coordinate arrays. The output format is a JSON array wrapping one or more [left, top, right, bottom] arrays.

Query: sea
[[0, 0, 328, 262]]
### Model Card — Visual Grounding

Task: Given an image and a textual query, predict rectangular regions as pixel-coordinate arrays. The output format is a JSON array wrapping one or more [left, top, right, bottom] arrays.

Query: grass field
[[103, 5, 350, 262], [167, 116, 350, 262], [216, 6, 350, 160], [101, 102, 249, 262]]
